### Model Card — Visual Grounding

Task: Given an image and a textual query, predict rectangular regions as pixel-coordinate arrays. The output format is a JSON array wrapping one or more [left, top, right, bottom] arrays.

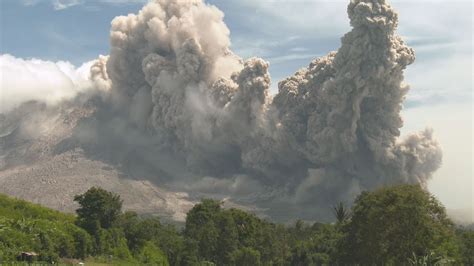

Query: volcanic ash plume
[[98, 0, 444, 218], [0, 0, 443, 221], [94, 0, 442, 219]]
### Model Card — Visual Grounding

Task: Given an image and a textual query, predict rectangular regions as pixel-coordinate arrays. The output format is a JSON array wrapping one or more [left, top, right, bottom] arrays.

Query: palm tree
[[332, 202, 350, 224], [407, 251, 450, 266]]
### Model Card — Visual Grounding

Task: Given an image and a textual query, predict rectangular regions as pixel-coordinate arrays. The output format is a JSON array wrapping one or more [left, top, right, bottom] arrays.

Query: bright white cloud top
[[0, 54, 97, 113]]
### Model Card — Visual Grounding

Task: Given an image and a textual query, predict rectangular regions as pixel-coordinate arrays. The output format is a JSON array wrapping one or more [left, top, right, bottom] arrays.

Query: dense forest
[[0, 185, 473, 265]]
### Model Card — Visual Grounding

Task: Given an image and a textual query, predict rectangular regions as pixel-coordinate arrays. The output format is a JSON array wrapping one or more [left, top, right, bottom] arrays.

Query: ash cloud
[[0, 0, 443, 221]]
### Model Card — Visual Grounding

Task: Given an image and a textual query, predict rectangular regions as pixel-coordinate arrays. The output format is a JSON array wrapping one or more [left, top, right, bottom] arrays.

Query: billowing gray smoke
[[1, 0, 443, 221], [91, 0, 442, 220]]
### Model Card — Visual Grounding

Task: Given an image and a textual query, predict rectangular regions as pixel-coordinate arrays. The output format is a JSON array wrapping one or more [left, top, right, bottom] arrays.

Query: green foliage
[[407, 251, 452, 266], [338, 184, 460, 264], [153, 224, 184, 265], [97, 227, 133, 260], [74, 187, 123, 234], [0, 194, 75, 222], [0, 191, 169, 265], [138, 241, 169, 265], [230, 247, 261, 266], [332, 202, 350, 224], [1, 184, 469, 265], [73, 228, 93, 259], [285, 221, 342, 265], [457, 228, 474, 265], [184, 199, 221, 262], [176, 238, 200, 266], [115, 211, 184, 265], [0, 194, 92, 263], [184, 199, 290, 265], [215, 211, 238, 265]]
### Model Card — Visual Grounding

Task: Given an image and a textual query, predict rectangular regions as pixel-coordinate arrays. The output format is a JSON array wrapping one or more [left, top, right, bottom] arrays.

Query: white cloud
[[20, 0, 41, 6], [97, 0, 147, 4], [52, 0, 82, 10], [266, 53, 321, 65], [0, 54, 95, 113], [20, 0, 147, 10]]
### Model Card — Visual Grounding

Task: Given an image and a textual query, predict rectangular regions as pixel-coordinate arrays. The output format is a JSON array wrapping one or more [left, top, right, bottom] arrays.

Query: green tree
[[289, 223, 342, 264], [457, 229, 474, 265], [74, 187, 123, 234], [184, 199, 221, 262], [407, 251, 450, 266], [116, 211, 141, 251], [153, 224, 184, 266], [332, 202, 350, 224], [215, 212, 238, 265], [177, 238, 200, 266], [288, 241, 315, 266], [117, 211, 161, 252], [138, 241, 169, 265], [72, 229, 92, 259], [230, 247, 261, 266], [338, 184, 459, 264], [227, 208, 261, 248]]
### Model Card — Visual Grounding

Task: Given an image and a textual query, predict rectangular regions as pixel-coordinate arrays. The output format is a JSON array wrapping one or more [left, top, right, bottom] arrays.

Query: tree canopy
[[1, 184, 472, 265], [338, 184, 460, 264], [74, 187, 123, 233]]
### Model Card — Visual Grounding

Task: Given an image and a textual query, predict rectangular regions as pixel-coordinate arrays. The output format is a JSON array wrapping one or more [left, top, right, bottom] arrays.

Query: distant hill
[[0, 193, 170, 264], [0, 193, 75, 222], [0, 101, 194, 222], [0, 193, 90, 263]]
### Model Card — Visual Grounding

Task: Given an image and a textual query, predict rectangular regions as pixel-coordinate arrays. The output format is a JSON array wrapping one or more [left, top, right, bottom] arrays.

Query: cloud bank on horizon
[[0, 0, 446, 221], [0, 54, 101, 113]]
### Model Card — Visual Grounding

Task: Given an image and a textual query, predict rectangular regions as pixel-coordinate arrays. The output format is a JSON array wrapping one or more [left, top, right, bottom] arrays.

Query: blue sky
[[0, 0, 472, 214]]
